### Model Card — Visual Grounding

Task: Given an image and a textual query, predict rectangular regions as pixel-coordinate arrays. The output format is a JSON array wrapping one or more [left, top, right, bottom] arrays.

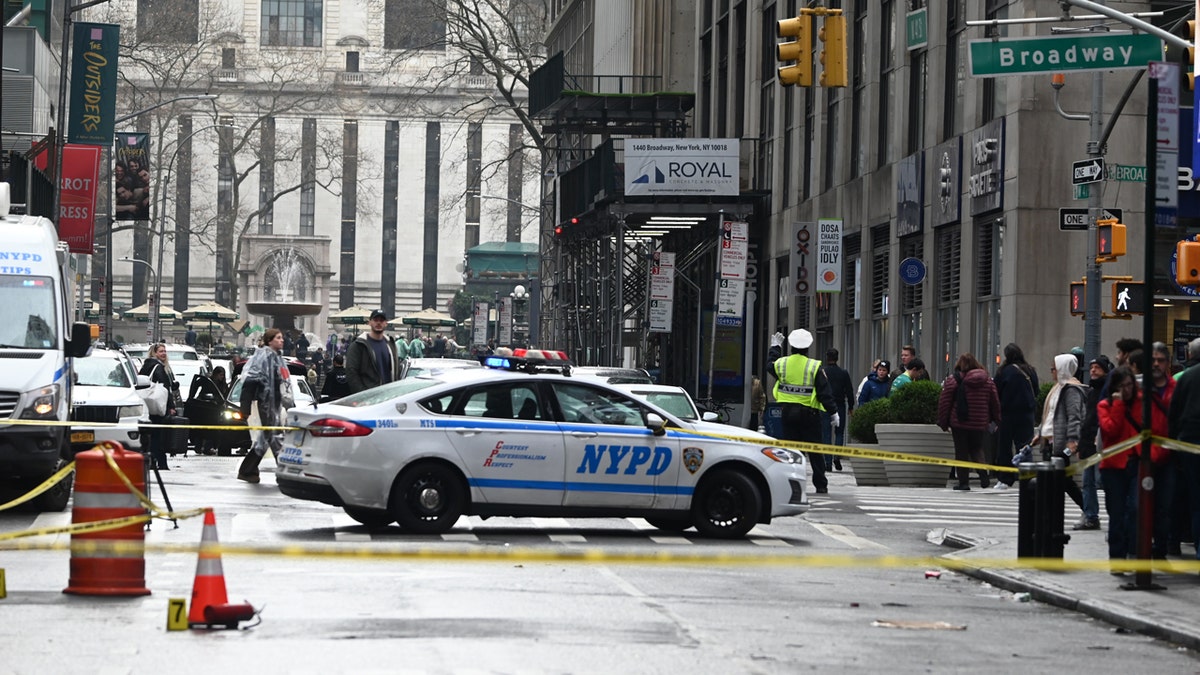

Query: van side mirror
[[67, 322, 91, 357]]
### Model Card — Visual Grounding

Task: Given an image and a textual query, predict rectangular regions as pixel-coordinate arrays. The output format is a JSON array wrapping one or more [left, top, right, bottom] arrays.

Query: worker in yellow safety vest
[[767, 328, 837, 494]]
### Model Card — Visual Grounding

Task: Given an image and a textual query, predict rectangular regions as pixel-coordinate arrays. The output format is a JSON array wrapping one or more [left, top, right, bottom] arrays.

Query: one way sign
[[1072, 158, 1105, 186], [1059, 208, 1123, 232]]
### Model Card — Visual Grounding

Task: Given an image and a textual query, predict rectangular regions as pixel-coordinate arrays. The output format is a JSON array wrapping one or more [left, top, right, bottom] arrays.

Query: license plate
[[70, 431, 94, 444], [278, 446, 304, 465], [290, 429, 306, 446]]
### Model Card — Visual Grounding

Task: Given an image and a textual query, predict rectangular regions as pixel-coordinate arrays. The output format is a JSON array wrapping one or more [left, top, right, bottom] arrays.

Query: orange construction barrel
[[63, 443, 151, 596]]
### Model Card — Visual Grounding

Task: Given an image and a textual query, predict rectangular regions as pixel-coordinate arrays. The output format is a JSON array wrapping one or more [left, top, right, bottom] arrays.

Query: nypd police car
[[275, 350, 809, 538]]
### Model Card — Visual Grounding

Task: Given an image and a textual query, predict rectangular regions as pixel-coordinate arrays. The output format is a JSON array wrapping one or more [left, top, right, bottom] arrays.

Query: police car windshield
[[0, 276, 57, 348], [329, 378, 441, 407]]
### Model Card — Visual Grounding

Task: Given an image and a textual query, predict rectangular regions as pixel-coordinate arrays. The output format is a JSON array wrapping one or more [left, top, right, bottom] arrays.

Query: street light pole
[[120, 256, 156, 341]]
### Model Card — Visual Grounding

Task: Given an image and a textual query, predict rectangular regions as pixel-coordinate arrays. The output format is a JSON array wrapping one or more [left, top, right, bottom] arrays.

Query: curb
[[936, 529, 1200, 652]]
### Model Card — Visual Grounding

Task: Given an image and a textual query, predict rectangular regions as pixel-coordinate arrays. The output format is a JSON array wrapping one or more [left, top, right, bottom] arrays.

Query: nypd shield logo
[[682, 447, 704, 474]]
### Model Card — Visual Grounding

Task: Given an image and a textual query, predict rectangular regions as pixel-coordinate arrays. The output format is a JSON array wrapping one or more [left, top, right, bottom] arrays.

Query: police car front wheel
[[390, 461, 466, 534], [690, 469, 762, 539]]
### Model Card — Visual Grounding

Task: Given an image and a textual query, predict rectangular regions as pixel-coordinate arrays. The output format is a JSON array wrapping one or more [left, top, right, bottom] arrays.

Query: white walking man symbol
[[1117, 286, 1131, 311]]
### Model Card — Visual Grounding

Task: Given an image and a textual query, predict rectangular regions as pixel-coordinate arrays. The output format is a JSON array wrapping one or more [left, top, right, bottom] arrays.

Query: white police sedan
[[275, 351, 809, 538]]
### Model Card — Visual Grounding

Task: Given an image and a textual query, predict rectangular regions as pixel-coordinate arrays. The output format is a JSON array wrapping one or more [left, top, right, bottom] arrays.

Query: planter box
[[847, 443, 888, 487], [876, 423, 956, 488]]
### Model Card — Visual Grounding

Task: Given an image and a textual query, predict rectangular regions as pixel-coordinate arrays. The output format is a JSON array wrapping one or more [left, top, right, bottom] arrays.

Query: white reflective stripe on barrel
[[73, 491, 142, 509]]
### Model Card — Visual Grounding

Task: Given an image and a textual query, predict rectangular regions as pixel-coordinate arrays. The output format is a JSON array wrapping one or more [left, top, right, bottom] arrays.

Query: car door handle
[[455, 429, 482, 436], [570, 431, 598, 438]]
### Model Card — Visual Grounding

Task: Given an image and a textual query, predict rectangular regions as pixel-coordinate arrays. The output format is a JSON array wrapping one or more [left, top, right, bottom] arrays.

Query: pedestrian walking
[[992, 343, 1039, 489], [1073, 355, 1113, 530], [344, 309, 401, 393], [236, 328, 292, 483], [320, 353, 353, 401], [138, 343, 182, 470], [821, 348, 854, 472], [1037, 354, 1090, 517], [768, 329, 838, 494], [937, 353, 1000, 490], [857, 359, 891, 406], [1169, 342, 1200, 563]]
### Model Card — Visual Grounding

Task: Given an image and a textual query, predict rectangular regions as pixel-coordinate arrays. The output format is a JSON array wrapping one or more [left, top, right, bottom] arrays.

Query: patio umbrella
[[329, 305, 373, 328], [122, 302, 183, 322], [391, 307, 457, 330], [182, 301, 240, 338]]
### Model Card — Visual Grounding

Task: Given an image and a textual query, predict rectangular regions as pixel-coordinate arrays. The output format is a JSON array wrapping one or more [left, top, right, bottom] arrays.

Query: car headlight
[[19, 384, 61, 419], [761, 447, 805, 464], [119, 404, 145, 418], [224, 410, 244, 421]]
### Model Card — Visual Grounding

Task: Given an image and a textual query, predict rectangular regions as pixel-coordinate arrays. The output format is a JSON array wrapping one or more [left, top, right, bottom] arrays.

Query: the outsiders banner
[[114, 133, 151, 221], [68, 23, 120, 146], [59, 144, 102, 254]]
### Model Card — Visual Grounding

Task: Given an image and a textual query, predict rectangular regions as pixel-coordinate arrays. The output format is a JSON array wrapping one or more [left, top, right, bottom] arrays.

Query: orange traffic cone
[[188, 509, 258, 629], [188, 509, 230, 626]]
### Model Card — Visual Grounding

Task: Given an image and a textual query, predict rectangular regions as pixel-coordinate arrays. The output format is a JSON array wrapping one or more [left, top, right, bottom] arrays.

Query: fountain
[[245, 247, 323, 333]]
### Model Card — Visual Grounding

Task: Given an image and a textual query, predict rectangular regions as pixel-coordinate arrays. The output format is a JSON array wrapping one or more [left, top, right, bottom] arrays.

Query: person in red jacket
[[1098, 365, 1174, 570], [937, 353, 1001, 491]]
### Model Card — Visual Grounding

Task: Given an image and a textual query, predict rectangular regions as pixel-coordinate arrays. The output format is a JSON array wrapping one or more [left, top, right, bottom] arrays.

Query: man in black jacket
[[1169, 348, 1200, 562], [320, 354, 353, 402], [820, 348, 854, 472], [1073, 355, 1112, 530]]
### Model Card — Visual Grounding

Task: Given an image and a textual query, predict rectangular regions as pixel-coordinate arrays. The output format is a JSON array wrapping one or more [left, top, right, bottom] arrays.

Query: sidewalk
[[944, 509, 1200, 651]]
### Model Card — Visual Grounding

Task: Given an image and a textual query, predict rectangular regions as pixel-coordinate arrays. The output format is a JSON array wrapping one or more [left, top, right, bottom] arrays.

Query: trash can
[[764, 403, 783, 439], [1017, 458, 1071, 558]]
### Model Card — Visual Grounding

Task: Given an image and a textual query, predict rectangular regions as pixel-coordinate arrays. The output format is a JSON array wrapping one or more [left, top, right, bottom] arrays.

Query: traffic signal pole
[[1085, 61, 1103, 372]]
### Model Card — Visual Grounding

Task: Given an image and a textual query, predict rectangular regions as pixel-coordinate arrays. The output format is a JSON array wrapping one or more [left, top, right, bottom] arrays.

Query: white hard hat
[[788, 329, 814, 349]]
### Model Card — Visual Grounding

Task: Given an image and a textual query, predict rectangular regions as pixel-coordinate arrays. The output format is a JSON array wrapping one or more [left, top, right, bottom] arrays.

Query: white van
[[0, 184, 92, 511]]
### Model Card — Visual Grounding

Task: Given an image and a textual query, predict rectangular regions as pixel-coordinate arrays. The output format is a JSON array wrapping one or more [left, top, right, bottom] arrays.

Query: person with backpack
[[937, 353, 1001, 491], [321, 354, 353, 401]]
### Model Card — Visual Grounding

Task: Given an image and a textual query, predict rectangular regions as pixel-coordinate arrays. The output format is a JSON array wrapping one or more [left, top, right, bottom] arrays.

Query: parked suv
[[70, 347, 149, 454]]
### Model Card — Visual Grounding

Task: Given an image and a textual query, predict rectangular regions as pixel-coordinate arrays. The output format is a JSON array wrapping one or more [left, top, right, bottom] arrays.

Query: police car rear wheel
[[391, 462, 465, 534], [690, 469, 761, 539], [343, 506, 394, 528]]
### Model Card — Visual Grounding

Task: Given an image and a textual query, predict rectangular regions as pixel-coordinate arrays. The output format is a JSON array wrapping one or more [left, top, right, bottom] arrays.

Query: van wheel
[[690, 469, 761, 539], [33, 455, 73, 512], [390, 462, 465, 534]]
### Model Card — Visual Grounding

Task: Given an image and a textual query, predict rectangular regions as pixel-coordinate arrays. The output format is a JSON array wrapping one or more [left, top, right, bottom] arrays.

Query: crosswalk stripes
[[819, 485, 1106, 529]]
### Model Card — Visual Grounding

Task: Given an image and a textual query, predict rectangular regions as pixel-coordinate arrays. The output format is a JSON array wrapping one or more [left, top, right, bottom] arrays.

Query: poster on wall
[[58, 144, 102, 254], [625, 138, 739, 196], [114, 132, 150, 221], [815, 218, 842, 293]]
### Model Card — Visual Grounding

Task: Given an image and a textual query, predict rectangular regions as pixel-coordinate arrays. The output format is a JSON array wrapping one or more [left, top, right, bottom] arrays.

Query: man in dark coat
[[820, 348, 854, 472]]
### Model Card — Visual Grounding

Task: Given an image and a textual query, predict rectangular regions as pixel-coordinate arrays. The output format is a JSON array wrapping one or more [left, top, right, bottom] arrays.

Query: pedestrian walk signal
[[1069, 282, 1085, 316], [1111, 281, 1146, 315]]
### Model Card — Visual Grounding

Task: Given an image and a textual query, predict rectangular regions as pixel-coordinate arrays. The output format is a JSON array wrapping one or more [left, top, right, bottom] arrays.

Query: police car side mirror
[[702, 411, 720, 423], [645, 412, 667, 436]]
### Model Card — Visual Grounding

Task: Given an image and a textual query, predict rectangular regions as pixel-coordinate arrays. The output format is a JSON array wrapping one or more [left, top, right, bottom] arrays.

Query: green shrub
[[889, 379, 942, 424], [848, 397, 891, 444]]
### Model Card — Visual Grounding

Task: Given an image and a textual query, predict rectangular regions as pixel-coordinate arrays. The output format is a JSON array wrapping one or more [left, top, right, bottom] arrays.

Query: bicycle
[[694, 397, 735, 424]]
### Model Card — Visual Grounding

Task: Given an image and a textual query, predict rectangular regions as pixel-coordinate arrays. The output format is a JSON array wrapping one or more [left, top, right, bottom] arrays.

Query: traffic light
[[1069, 282, 1085, 316], [1167, 19, 1196, 91], [1178, 239, 1200, 286], [1111, 281, 1146, 315], [555, 216, 579, 239], [818, 11, 848, 88], [1096, 217, 1126, 262], [777, 14, 813, 87]]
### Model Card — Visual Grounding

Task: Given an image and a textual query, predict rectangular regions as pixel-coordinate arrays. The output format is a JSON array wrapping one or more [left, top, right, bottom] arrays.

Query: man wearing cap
[[345, 309, 401, 393], [768, 328, 838, 494]]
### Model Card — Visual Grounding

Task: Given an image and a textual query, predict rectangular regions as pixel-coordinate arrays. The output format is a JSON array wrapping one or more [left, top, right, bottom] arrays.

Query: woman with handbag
[[138, 343, 181, 470], [237, 328, 293, 483]]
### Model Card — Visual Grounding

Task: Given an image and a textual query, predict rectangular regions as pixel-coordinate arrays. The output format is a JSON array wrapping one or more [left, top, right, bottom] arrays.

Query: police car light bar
[[483, 349, 572, 374]]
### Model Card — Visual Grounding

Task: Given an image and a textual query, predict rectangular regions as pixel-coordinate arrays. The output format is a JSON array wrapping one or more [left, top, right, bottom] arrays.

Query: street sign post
[[1073, 158, 1105, 185], [1059, 207, 1122, 232], [969, 33, 1162, 77]]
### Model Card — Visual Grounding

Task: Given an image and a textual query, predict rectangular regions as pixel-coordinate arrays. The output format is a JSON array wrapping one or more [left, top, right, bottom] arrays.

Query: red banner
[[59, 144, 102, 254]]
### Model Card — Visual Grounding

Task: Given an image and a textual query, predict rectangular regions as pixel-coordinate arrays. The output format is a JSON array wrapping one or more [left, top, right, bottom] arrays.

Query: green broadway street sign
[[969, 33, 1162, 77]]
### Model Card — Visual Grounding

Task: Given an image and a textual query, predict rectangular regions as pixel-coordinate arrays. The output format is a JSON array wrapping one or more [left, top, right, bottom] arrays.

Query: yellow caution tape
[[0, 460, 76, 513], [0, 538, 1196, 574]]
